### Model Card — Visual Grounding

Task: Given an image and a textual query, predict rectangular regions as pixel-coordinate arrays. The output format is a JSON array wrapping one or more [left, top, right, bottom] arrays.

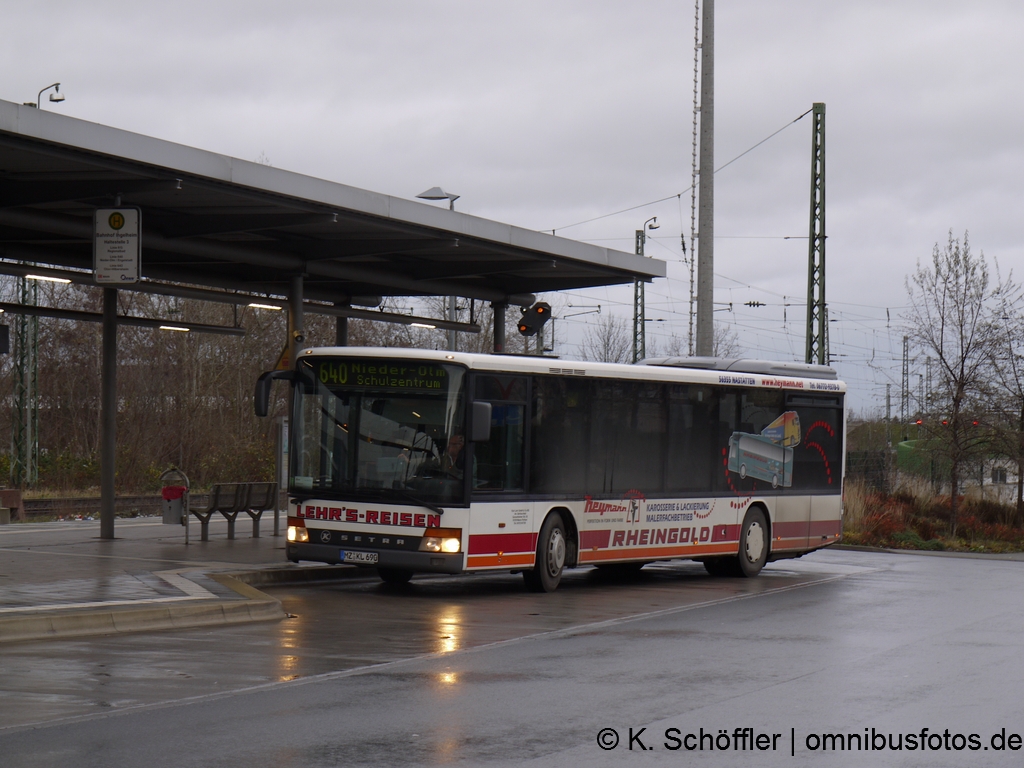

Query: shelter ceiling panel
[[0, 99, 663, 306]]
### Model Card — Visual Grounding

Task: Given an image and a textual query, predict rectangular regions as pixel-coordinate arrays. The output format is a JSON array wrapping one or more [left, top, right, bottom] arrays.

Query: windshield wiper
[[357, 488, 445, 516], [395, 490, 445, 516], [287, 487, 445, 516]]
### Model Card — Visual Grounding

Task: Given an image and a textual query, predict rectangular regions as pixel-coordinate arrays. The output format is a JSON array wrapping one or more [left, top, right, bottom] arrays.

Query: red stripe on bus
[[579, 542, 738, 562], [771, 521, 808, 538], [809, 520, 842, 537], [712, 524, 740, 542], [772, 538, 810, 549], [468, 532, 538, 555], [579, 529, 611, 550], [467, 554, 535, 568]]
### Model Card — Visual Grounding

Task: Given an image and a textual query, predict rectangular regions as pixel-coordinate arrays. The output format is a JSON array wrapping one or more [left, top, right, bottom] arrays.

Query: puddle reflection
[[435, 605, 463, 654]]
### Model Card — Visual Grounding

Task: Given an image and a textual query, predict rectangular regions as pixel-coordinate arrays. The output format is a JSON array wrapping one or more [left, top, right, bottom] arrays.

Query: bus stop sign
[[94, 208, 140, 284]]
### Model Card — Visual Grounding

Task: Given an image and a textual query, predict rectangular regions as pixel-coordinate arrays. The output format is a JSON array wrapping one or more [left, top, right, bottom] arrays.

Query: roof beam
[[0, 301, 246, 336], [0, 261, 480, 333], [156, 212, 338, 239], [0, 178, 183, 209], [0, 207, 536, 304]]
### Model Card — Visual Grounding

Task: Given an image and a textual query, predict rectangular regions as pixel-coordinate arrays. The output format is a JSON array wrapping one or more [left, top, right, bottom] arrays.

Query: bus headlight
[[287, 526, 309, 543], [441, 537, 461, 553], [419, 527, 462, 554]]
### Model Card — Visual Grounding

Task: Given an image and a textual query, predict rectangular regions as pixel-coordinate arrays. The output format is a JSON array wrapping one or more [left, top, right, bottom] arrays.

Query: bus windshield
[[291, 357, 467, 505]]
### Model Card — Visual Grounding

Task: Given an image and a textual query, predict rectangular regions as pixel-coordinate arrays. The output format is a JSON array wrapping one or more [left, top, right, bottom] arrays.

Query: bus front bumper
[[286, 542, 464, 574]]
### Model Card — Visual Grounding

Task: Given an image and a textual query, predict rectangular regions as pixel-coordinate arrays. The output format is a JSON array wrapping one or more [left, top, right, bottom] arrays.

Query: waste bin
[[159, 467, 190, 525]]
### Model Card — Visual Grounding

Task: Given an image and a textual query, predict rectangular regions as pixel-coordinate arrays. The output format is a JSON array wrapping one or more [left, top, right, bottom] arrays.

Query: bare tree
[[651, 322, 741, 359], [579, 314, 631, 363], [903, 230, 1017, 534], [713, 322, 743, 358], [417, 295, 522, 354]]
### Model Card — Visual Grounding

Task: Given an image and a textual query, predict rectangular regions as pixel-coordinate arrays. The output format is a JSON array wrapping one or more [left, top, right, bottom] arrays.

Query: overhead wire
[[547, 109, 814, 235]]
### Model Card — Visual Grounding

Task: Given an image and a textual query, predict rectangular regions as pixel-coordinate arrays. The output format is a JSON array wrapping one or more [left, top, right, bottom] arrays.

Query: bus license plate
[[343, 550, 378, 565]]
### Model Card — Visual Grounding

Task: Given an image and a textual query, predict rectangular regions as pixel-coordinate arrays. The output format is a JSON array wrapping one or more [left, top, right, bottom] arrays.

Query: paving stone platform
[[0, 515, 351, 643]]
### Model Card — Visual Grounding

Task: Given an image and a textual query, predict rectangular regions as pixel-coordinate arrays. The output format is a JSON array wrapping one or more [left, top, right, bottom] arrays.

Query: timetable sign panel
[[94, 208, 140, 284]]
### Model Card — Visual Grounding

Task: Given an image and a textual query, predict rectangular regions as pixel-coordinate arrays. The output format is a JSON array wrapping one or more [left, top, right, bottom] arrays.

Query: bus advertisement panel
[[728, 432, 793, 488], [257, 349, 845, 591], [727, 410, 800, 488]]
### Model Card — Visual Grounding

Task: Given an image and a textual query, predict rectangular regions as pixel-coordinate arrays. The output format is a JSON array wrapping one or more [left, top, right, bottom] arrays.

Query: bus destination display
[[314, 360, 450, 393]]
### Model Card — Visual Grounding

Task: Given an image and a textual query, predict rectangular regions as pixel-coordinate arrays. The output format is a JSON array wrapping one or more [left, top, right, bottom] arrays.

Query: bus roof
[[296, 347, 847, 394], [641, 356, 838, 380]]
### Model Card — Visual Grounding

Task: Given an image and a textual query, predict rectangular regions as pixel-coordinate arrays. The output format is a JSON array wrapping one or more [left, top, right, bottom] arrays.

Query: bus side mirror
[[254, 370, 296, 417], [470, 401, 492, 442]]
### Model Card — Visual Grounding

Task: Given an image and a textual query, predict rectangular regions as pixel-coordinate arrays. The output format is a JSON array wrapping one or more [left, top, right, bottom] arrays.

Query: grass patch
[[843, 481, 1024, 553]]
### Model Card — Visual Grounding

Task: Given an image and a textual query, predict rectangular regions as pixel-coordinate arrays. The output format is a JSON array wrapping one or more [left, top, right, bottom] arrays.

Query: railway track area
[[18, 494, 214, 521]]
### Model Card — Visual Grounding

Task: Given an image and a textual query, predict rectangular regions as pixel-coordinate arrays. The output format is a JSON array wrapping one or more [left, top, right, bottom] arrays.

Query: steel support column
[[11, 276, 38, 488], [335, 301, 349, 346], [632, 229, 646, 363], [804, 102, 827, 365], [901, 335, 909, 441], [100, 287, 117, 539], [448, 296, 457, 351], [493, 302, 506, 354], [289, 275, 305, 363], [694, 0, 715, 357]]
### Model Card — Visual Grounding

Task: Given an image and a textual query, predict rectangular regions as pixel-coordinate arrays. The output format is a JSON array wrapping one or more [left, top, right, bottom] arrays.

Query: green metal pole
[[805, 102, 827, 365], [633, 229, 646, 363]]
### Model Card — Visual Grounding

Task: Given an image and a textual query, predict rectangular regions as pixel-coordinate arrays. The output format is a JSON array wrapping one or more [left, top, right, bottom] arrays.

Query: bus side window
[[530, 376, 588, 494], [474, 376, 526, 492], [788, 406, 842, 491]]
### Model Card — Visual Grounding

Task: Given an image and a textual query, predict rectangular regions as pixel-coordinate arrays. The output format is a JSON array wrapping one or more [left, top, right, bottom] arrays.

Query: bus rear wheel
[[737, 507, 769, 577], [703, 508, 769, 578], [523, 514, 566, 592], [703, 557, 740, 577]]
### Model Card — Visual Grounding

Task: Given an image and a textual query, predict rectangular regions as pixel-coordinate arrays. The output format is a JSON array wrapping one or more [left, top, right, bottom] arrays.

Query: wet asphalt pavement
[[3, 548, 1024, 767]]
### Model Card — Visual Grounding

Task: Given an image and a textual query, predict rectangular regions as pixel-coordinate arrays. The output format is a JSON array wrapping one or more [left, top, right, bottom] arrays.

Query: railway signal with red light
[[518, 302, 552, 336]]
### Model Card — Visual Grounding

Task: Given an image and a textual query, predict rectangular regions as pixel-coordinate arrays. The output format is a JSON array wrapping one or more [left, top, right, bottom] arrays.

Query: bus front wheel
[[523, 514, 566, 592], [737, 507, 769, 577], [378, 567, 413, 586]]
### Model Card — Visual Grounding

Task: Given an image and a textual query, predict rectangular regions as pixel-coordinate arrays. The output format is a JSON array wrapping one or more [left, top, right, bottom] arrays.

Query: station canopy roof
[[0, 99, 665, 310]]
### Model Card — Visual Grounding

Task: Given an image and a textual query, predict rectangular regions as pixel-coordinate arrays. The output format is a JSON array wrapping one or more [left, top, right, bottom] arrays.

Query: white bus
[[255, 349, 845, 591]]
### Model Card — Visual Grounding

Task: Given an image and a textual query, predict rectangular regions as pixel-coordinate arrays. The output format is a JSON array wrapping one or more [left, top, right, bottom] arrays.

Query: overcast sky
[[6, 0, 1024, 413]]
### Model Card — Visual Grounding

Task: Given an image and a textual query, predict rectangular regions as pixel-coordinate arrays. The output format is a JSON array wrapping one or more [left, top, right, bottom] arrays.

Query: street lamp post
[[416, 187, 461, 351], [416, 186, 460, 211], [633, 216, 659, 363], [11, 85, 65, 485], [34, 83, 65, 109]]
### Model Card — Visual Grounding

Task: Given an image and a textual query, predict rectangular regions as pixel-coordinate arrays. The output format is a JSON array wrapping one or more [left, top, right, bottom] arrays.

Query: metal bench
[[0, 489, 24, 525], [190, 482, 277, 541], [244, 482, 278, 538]]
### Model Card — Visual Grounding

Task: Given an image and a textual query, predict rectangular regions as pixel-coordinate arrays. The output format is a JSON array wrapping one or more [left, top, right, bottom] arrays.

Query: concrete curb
[[0, 565, 363, 645], [832, 543, 1024, 561], [233, 564, 362, 586], [0, 598, 284, 644]]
